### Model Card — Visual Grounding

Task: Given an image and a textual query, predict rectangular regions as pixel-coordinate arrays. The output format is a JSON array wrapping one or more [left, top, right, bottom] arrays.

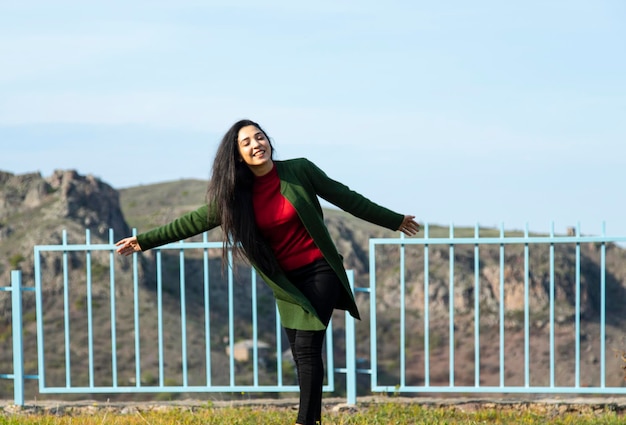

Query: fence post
[[11, 270, 25, 406], [345, 270, 357, 405], [344, 311, 357, 405]]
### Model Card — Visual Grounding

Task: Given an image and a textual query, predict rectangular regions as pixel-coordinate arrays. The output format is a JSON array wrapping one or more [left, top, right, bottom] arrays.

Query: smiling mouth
[[253, 150, 265, 157]]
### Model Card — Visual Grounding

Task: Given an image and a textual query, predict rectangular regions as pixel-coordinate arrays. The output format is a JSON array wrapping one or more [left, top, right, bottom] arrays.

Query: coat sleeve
[[137, 203, 220, 250], [303, 159, 404, 231]]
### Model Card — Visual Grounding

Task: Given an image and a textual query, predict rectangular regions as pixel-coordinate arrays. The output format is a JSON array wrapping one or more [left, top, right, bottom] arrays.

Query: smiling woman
[[115, 118, 419, 425]]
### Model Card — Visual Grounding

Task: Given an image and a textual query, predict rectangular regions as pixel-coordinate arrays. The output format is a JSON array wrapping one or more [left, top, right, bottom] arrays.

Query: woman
[[116, 119, 420, 425]]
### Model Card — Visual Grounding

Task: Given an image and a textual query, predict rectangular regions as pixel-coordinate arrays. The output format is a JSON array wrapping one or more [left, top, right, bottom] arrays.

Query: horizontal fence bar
[[34, 241, 225, 252], [38, 385, 302, 394], [0, 287, 36, 292], [0, 374, 38, 380], [373, 386, 626, 394], [371, 236, 626, 245]]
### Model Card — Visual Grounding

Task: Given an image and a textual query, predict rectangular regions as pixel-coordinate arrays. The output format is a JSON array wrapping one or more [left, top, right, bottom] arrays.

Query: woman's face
[[237, 125, 273, 176]]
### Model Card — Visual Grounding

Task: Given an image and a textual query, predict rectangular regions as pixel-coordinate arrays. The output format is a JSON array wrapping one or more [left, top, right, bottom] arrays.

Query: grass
[[0, 403, 623, 424]]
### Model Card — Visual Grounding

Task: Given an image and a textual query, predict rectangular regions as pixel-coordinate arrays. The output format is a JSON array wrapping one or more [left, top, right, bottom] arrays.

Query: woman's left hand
[[398, 215, 420, 236]]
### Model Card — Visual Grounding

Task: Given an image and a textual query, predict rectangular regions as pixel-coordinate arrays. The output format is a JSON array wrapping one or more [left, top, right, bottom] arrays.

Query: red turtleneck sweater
[[252, 165, 324, 271]]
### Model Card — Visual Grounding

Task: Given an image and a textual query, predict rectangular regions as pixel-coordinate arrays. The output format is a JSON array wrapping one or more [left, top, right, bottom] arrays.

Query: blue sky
[[1, 1, 625, 237]]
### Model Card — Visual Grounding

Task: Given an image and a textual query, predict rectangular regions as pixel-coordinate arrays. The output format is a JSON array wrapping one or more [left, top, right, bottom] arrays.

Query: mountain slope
[[1, 170, 625, 400]]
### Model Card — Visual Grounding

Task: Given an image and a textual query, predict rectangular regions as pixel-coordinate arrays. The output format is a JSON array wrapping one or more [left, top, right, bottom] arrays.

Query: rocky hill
[[1, 169, 625, 401]]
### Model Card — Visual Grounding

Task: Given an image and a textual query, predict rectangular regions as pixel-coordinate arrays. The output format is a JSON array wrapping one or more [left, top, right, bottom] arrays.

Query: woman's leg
[[284, 259, 342, 424], [285, 328, 326, 425]]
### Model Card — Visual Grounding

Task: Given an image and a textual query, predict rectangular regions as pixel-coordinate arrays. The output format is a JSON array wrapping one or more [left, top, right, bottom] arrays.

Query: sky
[[1, 1, 625, 238]]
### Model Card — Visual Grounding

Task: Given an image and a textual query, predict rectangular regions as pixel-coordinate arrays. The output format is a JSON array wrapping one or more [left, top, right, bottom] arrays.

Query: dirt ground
[[2, 395, 626, 417]]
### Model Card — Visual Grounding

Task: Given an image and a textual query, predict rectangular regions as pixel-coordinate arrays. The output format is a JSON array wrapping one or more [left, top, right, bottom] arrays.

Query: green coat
[[136, 158, 404, 330]]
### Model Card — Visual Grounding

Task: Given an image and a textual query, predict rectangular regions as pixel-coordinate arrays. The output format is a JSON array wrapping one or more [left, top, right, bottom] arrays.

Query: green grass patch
[[0, 403, 623, 424]]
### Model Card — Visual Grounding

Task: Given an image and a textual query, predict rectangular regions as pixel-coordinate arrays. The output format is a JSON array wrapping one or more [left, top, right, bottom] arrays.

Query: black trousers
[[284, 259, 341, 425]]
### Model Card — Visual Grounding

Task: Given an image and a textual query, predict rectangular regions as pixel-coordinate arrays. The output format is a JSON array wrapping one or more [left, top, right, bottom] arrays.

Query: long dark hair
[[206, 119, 280, 274]]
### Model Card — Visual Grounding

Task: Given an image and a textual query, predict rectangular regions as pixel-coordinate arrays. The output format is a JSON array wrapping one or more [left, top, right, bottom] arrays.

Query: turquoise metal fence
[[3, 222, 626, 406], [366, 222, 626, 395], [3, 229, 336, 405]]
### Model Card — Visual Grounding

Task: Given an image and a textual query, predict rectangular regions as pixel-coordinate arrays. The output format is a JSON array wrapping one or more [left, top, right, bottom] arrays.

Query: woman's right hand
[[115, 236, 142, 256], [398, 215, 420, 236]]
